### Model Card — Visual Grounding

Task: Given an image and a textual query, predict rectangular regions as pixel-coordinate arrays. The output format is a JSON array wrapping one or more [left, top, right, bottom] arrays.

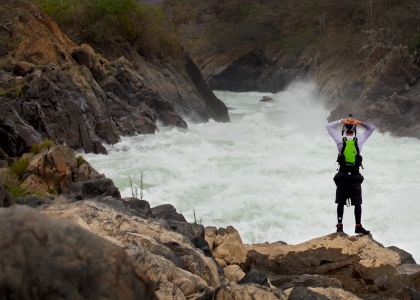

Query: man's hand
[[342, 118, 362, 125]]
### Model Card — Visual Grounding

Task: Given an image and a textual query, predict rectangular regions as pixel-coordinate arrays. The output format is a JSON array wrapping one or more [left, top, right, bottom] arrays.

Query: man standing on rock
[[326, 115, 375, 235]]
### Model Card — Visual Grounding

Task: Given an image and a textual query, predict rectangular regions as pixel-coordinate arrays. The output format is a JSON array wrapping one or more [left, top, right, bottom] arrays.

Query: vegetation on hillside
[[160, 0, 420, 59], [32, 0, 181, 56]]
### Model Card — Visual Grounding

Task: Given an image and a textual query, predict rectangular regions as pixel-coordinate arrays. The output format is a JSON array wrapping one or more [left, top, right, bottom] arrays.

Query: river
[[84, 82, 420, 262]]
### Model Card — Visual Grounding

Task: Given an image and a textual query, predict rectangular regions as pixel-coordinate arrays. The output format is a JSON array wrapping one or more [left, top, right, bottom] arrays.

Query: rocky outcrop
[[3, 144, 420, 300], [0, 1, 229, 158], [199, 47, 304, 93], [328, 93, 420, 139], [0, 205, 157, 299]]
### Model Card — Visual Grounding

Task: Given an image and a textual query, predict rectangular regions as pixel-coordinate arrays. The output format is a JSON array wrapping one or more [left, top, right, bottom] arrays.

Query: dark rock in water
[[260, 96, 274, 102], [388, 246, 416, 264], [288, 286, 329, 300], [151, 204, 187, 222], [0, 205, 157, 299], [63, 178, 121, 200], [239, 268, 271, 287]]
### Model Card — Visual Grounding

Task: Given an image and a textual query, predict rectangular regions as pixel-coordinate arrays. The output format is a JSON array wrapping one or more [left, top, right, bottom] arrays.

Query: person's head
[[342, 124, 357, 136]]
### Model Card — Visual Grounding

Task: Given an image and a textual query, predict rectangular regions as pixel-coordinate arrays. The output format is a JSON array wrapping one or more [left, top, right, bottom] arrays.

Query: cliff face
[[0, 0, 229, 158]]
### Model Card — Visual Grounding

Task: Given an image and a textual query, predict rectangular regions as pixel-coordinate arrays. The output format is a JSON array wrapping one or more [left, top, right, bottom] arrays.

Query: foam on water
[[84, 82, 420, 262]]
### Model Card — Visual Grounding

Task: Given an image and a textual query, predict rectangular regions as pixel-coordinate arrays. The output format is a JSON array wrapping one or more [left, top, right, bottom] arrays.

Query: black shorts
[[333, 171, 364, 205]]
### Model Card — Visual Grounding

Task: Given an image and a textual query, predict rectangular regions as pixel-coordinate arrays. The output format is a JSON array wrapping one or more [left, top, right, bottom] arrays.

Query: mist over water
[[85, 82, 420, 262]]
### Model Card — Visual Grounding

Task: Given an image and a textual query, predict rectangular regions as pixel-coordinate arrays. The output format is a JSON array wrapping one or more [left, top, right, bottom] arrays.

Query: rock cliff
[[0, 0, 229, 159]]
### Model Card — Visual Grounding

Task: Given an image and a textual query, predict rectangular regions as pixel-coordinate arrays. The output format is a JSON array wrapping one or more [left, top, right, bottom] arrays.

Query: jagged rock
[[152, 204, 187, 222], [22, 144, 76, 194], [12, 61, 35, 76], [213, 281, 287, 300], [63, 178, 121, 200], [239, 268, 271, 287], [288, 286, 329, 300], [0, 184, 13, 207], [73, 161, 104, 182], [0, 205, 157, 299], [41, 199, 221, 298], [269, 274, 342, 291], [205, 226, 218, 249], [0, 104, 43, 157], [260, 96, 274, 102], [72, 43, 96, 70], [123, 197, 154, 217], [224, 265, 246, 283], [308, 287, 362, 300], [212, 226, 248, 265]]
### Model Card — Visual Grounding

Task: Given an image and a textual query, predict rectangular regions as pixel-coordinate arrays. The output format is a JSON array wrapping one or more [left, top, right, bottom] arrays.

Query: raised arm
[[326, 120, 343, 151]]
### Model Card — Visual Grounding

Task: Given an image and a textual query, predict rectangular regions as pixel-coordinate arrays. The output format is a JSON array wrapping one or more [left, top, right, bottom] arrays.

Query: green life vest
[[337, 137, 363, 170]]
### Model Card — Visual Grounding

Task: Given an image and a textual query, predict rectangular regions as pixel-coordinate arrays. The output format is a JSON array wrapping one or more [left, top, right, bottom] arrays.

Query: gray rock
[[63, 178, 121, 200], [288, 286, 329, 300], [0, 205, 157, 299]]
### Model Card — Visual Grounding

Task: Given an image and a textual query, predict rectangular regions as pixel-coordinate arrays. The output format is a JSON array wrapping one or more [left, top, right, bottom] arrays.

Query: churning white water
[[84, 82, 420, 262]]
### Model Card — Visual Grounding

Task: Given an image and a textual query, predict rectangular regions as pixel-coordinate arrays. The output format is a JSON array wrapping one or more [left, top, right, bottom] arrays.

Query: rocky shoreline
[[1, 144, 420, 299]]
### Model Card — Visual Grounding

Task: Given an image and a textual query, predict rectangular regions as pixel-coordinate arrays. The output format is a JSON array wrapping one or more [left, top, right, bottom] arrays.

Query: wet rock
[[260, 96, 274, 102], [0, 205, 157, 299]]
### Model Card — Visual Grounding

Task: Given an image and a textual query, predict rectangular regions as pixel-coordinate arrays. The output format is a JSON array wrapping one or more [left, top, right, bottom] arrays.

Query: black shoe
[[336, 223, 343, 233], [355, 224, 370, 235]]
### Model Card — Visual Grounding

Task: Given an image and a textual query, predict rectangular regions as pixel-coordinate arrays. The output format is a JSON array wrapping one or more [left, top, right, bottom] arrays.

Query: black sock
[[337, 204, 344, 224], [355, 204, 362, 224]]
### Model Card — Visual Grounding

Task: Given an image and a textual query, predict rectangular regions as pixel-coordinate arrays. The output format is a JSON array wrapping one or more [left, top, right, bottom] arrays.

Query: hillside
[[163, 0, 420, 103]]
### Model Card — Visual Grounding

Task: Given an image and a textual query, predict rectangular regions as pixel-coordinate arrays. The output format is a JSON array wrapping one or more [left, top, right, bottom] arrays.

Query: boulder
[[211, 226, 248, 265], [63, 178, 121, 200], [41, 199, 221, 297], [151, 204, 187, 222], [224, 265, 246, 282], [288, 286, 329, 300], [212, 281, 287, 300], [260, 96, 274, 102], [0, 205, 157, 299], [22, 144, 77, 194]]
